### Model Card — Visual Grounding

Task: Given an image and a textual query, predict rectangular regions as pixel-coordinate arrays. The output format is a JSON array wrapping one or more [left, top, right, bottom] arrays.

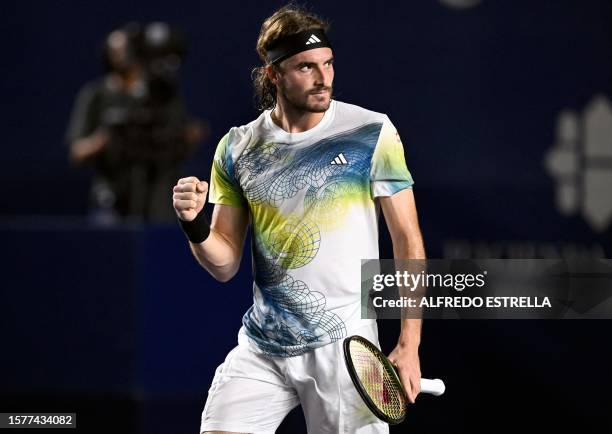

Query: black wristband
[[178, 209, 210, 243]]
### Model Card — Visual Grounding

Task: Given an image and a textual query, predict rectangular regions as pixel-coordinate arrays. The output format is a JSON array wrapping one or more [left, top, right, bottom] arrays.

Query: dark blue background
[[1, 1, 611, 433]]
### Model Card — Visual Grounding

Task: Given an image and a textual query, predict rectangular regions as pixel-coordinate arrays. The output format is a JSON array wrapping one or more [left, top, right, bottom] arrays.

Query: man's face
[[271, 47, 334, 113], [107, 30, 131, 73]]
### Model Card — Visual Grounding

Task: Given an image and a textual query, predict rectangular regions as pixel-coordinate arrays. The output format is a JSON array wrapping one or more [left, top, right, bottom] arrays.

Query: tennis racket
[[343, 335, 445, 425]]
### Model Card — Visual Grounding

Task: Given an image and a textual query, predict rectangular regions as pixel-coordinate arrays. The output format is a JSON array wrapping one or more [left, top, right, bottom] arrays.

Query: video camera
[[101, 22, 189, 164]]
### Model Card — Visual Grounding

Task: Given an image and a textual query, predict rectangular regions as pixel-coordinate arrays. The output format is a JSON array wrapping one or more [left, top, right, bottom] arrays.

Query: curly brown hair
[[252, 4, 330, 111]]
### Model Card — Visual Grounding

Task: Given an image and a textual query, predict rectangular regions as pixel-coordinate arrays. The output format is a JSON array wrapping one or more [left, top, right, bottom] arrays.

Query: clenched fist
[[173, 176, 208, 222]]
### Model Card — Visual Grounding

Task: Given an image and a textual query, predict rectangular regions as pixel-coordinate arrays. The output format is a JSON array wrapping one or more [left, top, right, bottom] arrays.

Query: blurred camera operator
[[66, 22, 205, 223]]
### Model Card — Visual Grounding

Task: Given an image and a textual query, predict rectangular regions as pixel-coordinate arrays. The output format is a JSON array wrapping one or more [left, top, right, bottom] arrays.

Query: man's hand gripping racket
[[343, 335, 445, 425]]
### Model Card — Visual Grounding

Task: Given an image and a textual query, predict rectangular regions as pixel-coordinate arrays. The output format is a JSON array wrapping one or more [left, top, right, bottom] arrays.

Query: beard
[[278, 83, 333, 113]]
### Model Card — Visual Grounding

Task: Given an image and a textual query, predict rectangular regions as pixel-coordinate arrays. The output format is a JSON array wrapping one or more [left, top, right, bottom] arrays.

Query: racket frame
[[343, 335, 408, 425]]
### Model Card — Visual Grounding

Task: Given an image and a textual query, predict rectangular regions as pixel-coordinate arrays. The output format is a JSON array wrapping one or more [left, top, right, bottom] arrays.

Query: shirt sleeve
[[208, 131, 247, 208], [65, 82, 98, 145], [370, 116, 414, 198]]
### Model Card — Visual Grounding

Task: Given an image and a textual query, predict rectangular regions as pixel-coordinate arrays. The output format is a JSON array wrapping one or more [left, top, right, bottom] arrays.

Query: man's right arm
[[173, 176, 249, 282]]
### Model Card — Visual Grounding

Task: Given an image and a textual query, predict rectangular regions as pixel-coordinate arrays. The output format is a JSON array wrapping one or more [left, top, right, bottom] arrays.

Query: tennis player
[[173, 5, 426, 433]]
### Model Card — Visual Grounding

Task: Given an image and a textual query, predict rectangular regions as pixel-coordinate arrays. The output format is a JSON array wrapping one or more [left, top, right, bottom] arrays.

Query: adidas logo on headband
[[266, 29, 332, 64], [305, 34, 322, 45]]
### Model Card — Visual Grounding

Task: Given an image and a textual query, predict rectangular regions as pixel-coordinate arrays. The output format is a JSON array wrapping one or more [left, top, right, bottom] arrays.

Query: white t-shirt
[[209, 100, 414, 357]]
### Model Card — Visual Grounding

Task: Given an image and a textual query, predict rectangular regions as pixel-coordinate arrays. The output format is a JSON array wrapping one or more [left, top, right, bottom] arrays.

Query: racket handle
[[420, 378, 446, 396]]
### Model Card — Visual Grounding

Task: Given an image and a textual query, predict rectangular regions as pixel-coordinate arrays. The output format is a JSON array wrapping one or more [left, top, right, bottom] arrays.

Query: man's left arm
[[379, 187, 426, 404]]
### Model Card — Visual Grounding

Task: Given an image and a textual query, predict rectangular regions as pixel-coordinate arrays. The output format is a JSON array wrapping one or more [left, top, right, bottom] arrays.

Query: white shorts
[[200, 321, 389, 434]]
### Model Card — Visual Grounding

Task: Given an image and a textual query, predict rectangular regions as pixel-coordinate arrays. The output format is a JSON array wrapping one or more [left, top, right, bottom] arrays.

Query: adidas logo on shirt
[[330, 153, 348, 165], [305, 34, 322, 45]]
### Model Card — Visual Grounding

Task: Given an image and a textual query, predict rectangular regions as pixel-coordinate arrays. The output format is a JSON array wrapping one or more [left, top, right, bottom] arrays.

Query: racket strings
[[349, 340, 407, 420]]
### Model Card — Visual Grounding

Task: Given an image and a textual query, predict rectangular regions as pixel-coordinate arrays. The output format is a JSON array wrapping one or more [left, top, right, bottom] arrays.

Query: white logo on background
[[330, 153, 348, 165], [306, 34, 321, 45], [544, 94, 612, 232]]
